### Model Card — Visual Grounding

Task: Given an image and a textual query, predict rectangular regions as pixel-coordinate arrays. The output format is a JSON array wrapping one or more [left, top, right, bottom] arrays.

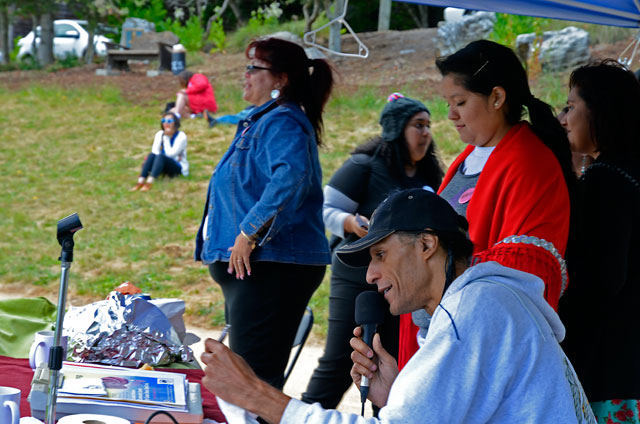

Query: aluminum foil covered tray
[[64, 292, 194, 367]]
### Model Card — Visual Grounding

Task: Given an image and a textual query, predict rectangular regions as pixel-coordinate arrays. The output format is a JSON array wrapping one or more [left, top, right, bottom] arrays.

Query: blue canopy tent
[[395, 1, 640, 28]]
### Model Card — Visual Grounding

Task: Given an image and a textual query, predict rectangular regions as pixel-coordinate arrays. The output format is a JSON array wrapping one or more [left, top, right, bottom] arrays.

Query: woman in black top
[[558, 60, 640, 422], [302, 94, 443, 409]]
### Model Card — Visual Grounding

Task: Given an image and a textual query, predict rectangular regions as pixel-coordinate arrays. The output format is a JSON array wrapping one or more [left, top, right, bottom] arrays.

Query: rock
[[515, 26, 590, 71], [436, 11, 496, 56], [444, 7, 466, 22], [305, 47, 326, 60], [267, 31, 303, 45], [131, 31, 179, 50]]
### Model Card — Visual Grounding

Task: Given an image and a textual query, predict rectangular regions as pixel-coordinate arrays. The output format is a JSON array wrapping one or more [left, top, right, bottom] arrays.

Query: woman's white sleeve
[[150, 131, 163, 155], [323, 185, 359, 239]]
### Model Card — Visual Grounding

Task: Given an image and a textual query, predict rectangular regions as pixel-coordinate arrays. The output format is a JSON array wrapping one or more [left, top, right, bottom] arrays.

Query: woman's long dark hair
[[435, 40, 576, 193], [247, 38, 334, 145], [353, 134, 444, 190], [569, 59, 640, 158]]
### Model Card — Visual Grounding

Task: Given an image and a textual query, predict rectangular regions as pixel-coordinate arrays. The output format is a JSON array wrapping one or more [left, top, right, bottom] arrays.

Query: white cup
[[0, 386, 20, 424], [29, 330, 68, 370]]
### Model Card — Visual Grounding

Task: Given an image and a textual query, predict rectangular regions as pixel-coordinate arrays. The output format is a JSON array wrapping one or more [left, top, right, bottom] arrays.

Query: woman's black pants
[[209, 261, 325, 390], [140, 153, 181, 179]]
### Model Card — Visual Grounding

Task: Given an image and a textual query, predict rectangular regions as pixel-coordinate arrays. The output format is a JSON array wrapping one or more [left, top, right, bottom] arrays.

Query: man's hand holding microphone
[[350, 291, 399, 411]]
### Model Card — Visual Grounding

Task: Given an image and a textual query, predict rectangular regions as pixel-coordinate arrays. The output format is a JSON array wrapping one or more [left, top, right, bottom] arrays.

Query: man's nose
[[366, 265, 378, 285]]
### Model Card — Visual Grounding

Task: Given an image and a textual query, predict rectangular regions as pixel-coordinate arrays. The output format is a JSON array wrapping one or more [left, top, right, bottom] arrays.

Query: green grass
[[0, 62, 577, 337]]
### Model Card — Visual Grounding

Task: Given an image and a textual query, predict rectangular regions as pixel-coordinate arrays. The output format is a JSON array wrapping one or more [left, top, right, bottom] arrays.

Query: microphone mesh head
[[355, 291, 386, 325]]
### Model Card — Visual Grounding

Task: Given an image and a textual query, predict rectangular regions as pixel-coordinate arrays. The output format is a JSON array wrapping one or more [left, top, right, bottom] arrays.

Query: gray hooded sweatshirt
[[282, 261, 596, 423]]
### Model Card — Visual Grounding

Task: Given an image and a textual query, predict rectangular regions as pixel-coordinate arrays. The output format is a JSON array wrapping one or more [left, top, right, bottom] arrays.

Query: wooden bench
[[104, 31, 178, 72]]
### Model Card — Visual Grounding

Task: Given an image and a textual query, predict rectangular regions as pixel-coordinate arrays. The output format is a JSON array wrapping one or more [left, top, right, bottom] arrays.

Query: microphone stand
[[45, 213, 83, 424]]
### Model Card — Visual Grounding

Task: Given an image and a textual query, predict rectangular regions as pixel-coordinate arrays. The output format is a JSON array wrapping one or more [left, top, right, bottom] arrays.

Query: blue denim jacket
[[195, 99, 330, 265]]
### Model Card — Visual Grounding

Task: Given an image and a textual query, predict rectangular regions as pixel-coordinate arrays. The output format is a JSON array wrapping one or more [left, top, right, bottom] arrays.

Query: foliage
[[163, 15, 205, 52], [9, 36, 22, 62], [227, 9, 329, 52], [490, 13, 550, 47], [207, 17, 227, 52], [115, 0, 167, 26], [47, 53, 83, 71]]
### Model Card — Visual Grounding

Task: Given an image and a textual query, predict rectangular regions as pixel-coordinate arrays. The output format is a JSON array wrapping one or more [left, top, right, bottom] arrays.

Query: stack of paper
[[29, 362, 203, 423]]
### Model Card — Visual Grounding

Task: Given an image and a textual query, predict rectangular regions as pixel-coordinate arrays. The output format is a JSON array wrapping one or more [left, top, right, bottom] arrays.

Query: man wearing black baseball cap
[[200, 189, 595, 423]]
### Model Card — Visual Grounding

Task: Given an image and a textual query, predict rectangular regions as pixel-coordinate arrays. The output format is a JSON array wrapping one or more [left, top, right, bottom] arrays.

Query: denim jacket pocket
[[232, 135, 254, 167]]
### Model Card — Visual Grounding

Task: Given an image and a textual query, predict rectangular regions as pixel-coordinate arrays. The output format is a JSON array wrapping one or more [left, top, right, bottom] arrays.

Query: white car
[[17, 19, 111, 61]]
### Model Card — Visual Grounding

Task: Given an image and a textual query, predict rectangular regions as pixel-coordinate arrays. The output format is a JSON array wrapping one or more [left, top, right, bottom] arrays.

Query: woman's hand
[[350, 327, 398, 408], [344, 214, 369, 238], [228, 233, 254, 279]]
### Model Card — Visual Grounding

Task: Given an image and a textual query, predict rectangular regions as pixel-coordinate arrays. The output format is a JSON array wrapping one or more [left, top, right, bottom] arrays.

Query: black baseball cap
[[336, 188, 468, 268]]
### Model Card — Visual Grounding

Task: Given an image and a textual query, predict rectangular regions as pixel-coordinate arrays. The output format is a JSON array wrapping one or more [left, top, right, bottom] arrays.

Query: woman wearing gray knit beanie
[[301, 93, 443, 413]]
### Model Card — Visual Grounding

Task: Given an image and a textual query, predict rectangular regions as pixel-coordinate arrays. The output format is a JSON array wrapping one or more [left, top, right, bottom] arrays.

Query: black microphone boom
[[355, 291, 386, 407]]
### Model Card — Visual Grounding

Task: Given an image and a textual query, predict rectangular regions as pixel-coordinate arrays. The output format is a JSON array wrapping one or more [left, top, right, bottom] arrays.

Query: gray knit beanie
[[380, 95, 430, 142]]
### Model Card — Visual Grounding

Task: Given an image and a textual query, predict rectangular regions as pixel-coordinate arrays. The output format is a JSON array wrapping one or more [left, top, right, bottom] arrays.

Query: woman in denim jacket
[[195, 37, 334, 390]]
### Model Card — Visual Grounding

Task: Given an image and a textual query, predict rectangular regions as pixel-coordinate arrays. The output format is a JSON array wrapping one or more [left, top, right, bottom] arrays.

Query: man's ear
[[419, 233, 438, 260]]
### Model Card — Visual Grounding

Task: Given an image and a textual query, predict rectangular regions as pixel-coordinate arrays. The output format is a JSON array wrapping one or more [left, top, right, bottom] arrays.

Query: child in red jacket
[[170, 70, 218, 127]]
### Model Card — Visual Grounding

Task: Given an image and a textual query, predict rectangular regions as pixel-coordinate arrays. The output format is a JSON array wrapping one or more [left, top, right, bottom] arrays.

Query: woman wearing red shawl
[[398, 40, 576, 368]]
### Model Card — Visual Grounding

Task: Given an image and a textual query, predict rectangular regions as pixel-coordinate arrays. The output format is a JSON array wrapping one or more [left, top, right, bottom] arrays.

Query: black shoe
[[164, 101, 175, 114], [206, 111, 217, 128]]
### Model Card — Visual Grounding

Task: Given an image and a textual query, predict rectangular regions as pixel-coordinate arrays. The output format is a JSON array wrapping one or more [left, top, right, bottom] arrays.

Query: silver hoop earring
[[271, 89, 280, 99]]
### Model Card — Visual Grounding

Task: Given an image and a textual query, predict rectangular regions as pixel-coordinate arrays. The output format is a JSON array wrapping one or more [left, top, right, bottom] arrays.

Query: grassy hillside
[[0, 65, 569, 336]]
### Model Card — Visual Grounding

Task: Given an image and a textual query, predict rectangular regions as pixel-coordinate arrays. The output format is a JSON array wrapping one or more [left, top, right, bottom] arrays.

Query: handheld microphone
[[355, 291, 385, 407]]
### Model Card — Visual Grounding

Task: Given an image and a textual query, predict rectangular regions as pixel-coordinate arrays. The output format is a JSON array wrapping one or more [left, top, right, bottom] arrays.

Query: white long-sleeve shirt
[[151, 130, 189, 176]]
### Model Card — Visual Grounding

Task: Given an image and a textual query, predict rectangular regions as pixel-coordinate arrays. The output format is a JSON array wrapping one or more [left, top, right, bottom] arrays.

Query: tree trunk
[[0, 6, 9, 65], [426, 6, 444, 28], [417, 5, 429, 27], [30, 14, 39, 64], [377, 0, 391, 31], [38, 12, 54, 65], [202, 0, 229, 44], [85, 28, 95, 64], [7, 2, 14, 59], [302, 0, 321, 34], [328, 0, 343, 54], [228, 0, 244, 26], [403, 4, 429, 28]]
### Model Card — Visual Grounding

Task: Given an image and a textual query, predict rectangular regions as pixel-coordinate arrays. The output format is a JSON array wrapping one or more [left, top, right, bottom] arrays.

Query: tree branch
[[202, 0, 230, 45]]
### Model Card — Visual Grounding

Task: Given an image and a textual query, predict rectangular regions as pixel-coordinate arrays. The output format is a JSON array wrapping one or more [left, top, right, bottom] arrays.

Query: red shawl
[[398, 122, 570, 368]]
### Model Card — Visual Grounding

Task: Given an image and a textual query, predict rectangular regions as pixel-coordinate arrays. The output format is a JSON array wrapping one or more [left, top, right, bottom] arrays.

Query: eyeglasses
[[161, 118, 175, 124], [245, 64, 272, 74]]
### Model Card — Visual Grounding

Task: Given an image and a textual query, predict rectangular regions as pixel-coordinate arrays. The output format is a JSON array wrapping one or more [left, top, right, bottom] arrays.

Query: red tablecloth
[[0, 355, 226, 423]]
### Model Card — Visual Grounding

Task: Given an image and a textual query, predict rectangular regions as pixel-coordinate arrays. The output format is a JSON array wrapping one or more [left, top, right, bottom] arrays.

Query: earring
[[270, 88, 280, 99], [494, 102, 500, 107]]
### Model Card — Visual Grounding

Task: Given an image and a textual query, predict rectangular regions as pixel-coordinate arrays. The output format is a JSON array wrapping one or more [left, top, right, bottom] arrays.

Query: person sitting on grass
[[130, 112, 188, 192], [169, 70, 218, 127], [200, 188, 596, 424]]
